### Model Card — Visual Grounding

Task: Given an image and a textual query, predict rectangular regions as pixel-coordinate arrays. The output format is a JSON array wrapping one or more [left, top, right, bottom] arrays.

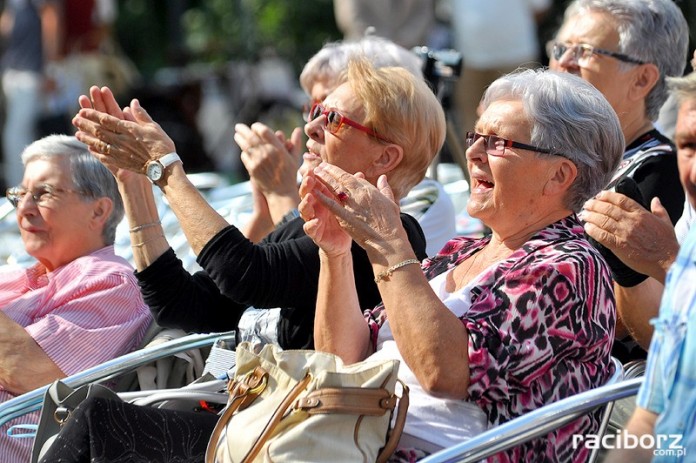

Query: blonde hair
[[346, 58, 446, 198]]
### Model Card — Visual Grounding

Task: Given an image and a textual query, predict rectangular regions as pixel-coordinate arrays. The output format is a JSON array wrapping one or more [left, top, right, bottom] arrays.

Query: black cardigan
[[136, 214, 428, 349]]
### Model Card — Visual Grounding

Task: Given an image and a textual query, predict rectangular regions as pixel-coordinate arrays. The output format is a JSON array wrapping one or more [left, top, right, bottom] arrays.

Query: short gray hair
[[667, 71, 696, 106], [563, 0, 689, 121], [299, 35, 423, 95], [482, 69, 625, 211], [21, 134, 124, 245]]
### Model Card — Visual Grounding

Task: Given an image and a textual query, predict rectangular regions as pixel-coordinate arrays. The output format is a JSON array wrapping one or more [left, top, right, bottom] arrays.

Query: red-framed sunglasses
[[308, 103, 390, 143]]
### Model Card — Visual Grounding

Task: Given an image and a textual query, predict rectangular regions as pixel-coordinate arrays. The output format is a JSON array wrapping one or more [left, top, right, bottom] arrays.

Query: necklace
[[453, 249, 483, 290]]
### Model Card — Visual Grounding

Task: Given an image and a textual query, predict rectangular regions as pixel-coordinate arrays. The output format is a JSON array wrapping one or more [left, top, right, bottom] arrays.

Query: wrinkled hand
[[299, 171, 352, 257], [306, 163, 407, 263], [581, 190, 678, 282], [72, 96, 176, 176], [76, 86, 136, 182], [236, 123, 303, 198]]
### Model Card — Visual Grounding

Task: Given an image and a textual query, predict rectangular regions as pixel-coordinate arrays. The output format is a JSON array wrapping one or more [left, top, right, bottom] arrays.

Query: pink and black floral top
[[366, 215, 616, 462]]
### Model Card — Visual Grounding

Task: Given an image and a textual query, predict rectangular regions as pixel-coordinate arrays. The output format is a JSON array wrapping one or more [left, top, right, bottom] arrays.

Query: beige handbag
[[206, 342, 409, 463]]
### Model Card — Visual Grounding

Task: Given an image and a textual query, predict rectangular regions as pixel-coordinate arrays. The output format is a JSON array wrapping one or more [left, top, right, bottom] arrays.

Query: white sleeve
[[675, 201, 695, 245]]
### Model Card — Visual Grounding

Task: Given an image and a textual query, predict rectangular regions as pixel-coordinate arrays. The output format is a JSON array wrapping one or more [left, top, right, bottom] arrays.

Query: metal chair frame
[[0, 330, 236, 428], [421, 375, 642, 463]]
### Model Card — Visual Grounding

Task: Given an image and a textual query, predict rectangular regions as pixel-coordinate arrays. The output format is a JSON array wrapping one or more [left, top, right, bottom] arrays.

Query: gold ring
[[105, 143, 111, 155]]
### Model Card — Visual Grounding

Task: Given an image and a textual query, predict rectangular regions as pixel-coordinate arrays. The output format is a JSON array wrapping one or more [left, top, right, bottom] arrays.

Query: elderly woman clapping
[[300, 69, 624, 461]]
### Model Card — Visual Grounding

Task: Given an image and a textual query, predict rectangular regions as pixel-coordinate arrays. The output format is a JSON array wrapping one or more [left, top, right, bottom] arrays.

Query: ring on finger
[[336, 191, 349, 203], [105, 143, 112, 155]]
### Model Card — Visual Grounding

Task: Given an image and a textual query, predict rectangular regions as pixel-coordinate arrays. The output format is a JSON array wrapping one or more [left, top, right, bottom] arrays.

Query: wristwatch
[[145, 152, 181, 184]]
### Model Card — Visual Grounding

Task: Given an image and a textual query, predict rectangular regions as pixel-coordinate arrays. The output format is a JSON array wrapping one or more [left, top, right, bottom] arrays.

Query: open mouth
[[471, 174, 494, 191]]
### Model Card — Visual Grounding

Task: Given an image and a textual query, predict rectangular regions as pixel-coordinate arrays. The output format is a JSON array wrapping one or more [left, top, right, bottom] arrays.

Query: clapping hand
[[301, 163, 407, 265], [73, 93, 176, 178], [299, 168, 353, 257]]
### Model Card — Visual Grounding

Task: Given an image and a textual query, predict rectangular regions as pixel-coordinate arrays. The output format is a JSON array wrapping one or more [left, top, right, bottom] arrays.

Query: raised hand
[[236, 123, 303, 199], [77, 86, 137, 182], [72, 98, 176, 176], [308, 163, 408, 264], [299, 170, 353, 257]]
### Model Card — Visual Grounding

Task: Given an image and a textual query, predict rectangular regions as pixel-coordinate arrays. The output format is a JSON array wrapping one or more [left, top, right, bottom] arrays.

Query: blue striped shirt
[[638, 225, 696, 461]]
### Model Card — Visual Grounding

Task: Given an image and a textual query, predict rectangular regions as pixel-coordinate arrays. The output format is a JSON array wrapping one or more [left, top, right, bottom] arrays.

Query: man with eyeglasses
[[549, 0, 689, 363]]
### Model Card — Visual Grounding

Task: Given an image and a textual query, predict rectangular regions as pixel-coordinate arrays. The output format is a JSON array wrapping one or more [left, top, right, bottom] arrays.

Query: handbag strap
[[242, 373, 313, 462], [295, 387, 397, 416], [295, 382, 410, 463], [376, 381, 410, 463], [205, 367, 269, 463]]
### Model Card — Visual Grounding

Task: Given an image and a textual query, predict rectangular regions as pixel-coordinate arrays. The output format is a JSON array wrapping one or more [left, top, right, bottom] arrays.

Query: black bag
[[30, 380, 121, 463]]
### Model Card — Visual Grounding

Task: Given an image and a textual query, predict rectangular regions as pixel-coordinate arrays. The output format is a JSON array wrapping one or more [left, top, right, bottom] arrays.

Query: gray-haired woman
[[301, 69, 624, 461], [1, 135, 150, 463]]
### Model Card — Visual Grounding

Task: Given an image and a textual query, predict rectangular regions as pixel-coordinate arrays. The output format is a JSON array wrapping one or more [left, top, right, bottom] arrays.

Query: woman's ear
[[90, 197, 114, 231], [371, 144, 404, 176], [544, 158, 577, 197]]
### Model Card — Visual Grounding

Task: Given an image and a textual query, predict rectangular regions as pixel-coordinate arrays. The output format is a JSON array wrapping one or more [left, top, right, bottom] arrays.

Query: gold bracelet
[[129, 221, 161, 233], [132, 234, 165, 248], [374, 258, 420, 283]]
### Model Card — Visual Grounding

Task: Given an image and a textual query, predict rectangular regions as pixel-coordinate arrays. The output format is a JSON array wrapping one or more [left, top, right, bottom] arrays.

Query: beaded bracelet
[[129, 221, 161, 233], [373, 258, 420, 283], [132, 234, 165, 248]]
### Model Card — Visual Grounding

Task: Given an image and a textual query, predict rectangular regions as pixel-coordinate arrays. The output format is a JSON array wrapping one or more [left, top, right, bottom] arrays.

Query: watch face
[[147, 161, 163, 181]]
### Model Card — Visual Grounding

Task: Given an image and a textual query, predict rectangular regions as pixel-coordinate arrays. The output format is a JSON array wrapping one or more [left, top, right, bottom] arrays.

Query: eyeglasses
[[5, 184, 86, 208], [308, 103, 389, 142], [465, 131, 563, 157], [302, 99, 322, 122], [550, 42, 645, 66]]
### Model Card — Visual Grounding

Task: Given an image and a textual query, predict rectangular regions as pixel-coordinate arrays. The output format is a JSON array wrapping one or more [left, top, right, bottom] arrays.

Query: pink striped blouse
[[0, 245, 152, 462]]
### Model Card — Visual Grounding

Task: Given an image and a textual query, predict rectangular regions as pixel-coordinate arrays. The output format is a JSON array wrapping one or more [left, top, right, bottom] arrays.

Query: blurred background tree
[[109, 0, 341, 178], [116, 0, 341, 80]]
